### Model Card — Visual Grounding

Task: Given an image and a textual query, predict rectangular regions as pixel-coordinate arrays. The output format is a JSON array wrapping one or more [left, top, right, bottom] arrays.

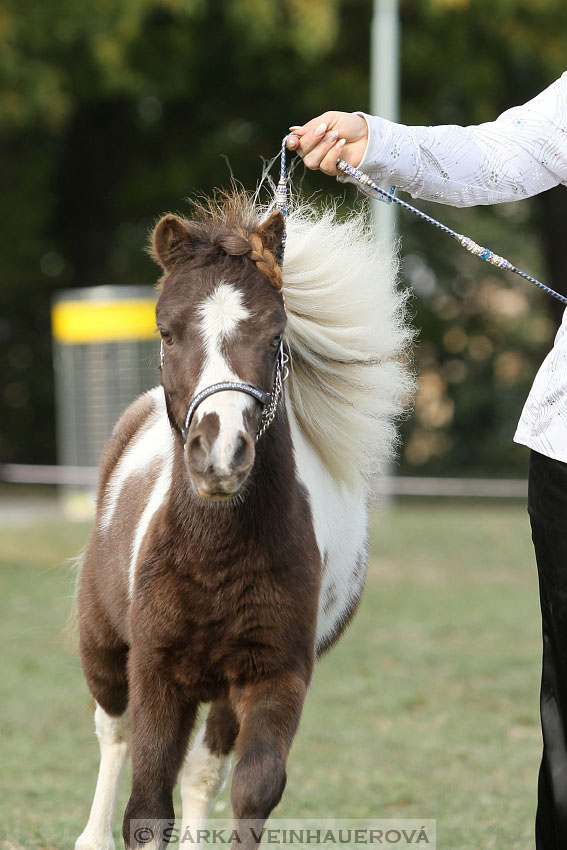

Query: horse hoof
[[75, 831, 115, 850]]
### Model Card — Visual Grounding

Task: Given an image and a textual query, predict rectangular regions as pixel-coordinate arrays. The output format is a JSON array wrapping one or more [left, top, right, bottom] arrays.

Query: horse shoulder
[[96, 387, 163, 501], [81, 388, 175, 619]]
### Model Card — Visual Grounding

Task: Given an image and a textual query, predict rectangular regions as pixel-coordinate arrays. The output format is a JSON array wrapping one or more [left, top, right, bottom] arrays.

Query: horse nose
[[187, 424, 255, 480]]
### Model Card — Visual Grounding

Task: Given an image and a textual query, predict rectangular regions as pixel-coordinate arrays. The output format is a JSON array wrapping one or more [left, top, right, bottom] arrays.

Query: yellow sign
[[52, 299, 157, 344]]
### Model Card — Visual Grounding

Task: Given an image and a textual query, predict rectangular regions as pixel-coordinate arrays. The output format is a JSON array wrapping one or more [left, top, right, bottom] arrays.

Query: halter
[[175, 144, 295, 445], [180, 342, 289, 443], [174, 341, 289, 444], [163, 151, 292, 446]]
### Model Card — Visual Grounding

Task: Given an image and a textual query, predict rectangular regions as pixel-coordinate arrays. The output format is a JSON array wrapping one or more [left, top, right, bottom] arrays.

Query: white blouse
[[342, 72, 567, 462]]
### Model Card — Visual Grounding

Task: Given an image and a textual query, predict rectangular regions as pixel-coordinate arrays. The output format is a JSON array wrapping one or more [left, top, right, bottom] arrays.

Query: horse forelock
[[156, 191, 283, 292]]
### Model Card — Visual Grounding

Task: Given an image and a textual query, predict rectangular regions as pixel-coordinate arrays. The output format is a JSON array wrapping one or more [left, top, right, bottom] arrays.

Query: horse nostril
[[232, 432, 253, 471], [188, 434, 209, 472]]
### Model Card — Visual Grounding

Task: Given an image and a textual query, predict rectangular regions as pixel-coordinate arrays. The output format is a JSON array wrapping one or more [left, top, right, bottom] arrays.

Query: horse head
[[151, 202, 286, 500]]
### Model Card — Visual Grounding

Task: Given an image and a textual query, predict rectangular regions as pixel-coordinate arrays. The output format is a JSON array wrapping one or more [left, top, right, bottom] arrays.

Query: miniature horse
[[75, 194, 413, 850]]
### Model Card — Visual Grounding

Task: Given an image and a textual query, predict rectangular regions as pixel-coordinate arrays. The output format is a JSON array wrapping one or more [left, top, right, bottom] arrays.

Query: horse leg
[[122, 650, 197, 850], [180, 699, 239, 837], [75, 704, 129, 850], [76, 622, 129, 850], [229, 672, 309, 850]]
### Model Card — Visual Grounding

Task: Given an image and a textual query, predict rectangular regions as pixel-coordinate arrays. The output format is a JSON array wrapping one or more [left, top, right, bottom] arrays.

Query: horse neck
[[167, 406, 297, 540]]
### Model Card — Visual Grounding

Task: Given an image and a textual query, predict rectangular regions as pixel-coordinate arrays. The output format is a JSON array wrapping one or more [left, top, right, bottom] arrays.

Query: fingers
[[285, 111, 367, 175], [318, 137, 347, 176], [286, 120, 329, 155], [305, 132, 347, 175], [286, 123, 346, 176], [285, 111, 342, 154], [286, 130, 346, 176], [290, 111, 341, 141]]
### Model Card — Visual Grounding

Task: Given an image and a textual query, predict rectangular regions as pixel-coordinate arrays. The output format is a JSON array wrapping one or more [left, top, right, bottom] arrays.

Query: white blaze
[[194, 283, 252, 470]]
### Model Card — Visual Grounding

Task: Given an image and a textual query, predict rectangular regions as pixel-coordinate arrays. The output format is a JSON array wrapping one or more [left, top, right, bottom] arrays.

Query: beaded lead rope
[[274, 136, 566, 305], [274, 135, 291, 267], [335, 159, 567, 306]]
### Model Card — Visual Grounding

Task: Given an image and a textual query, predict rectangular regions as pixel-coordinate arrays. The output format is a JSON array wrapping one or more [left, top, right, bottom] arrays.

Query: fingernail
[[287, 137, 297, 148], [314, 122, 327, 136], [325, 130, 339, 141], [289, 125, 301, 131], [336, 137, 346, 148]]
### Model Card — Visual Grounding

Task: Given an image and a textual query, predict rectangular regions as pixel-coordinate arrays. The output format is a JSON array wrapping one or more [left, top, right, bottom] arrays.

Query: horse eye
[[270, 334, 282, 348], [159, 328, 173, 344]]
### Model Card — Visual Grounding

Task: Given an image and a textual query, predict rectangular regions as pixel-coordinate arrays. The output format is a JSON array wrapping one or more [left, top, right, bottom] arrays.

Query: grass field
[[0, 502, 542, 850]]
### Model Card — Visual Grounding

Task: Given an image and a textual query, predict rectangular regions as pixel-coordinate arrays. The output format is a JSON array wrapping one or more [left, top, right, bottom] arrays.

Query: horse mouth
[[196, 487, 235, 501]]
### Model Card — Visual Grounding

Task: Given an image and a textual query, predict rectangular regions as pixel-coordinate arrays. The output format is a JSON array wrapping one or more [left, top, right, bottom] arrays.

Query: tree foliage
[[0, 0, 341, 130], [0, 0, 565, 474]]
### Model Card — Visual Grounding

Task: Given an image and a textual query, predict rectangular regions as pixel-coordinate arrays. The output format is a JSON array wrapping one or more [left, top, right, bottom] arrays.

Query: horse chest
[[133, 554, 316, 689]]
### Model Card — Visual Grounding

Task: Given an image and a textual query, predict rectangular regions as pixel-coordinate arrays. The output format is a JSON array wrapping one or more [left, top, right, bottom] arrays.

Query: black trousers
[[528, 450, 567, 849]]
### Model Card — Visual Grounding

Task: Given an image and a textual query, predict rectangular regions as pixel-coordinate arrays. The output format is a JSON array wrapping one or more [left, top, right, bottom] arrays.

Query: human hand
[[286, 111, 368, 176]]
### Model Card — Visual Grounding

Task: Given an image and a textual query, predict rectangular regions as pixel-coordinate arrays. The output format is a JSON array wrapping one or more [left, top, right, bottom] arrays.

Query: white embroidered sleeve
[[342, 72, 567, 207]]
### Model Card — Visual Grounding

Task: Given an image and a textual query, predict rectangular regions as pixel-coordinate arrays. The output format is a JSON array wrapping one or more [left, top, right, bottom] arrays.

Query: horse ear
[[151, 214, 193, 270], [257, 210, 285, 257]]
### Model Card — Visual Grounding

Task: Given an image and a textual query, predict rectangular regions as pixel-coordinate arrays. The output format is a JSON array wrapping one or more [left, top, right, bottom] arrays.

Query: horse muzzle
[[185, 413, 256, 499], [180, 345, 288, 499]]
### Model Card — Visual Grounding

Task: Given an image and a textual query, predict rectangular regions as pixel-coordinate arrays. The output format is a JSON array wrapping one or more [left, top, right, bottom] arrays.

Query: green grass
[[0, 504, 541, 849]]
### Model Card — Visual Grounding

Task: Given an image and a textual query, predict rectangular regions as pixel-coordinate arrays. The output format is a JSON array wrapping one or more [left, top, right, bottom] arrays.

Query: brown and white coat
[[75, 194, 413, 850]]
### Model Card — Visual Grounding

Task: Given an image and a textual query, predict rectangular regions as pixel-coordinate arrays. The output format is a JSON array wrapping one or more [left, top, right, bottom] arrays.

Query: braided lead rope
[[266, 140, 292, 425], [335, 159, 567, 306], [274, 135, 291, 267]]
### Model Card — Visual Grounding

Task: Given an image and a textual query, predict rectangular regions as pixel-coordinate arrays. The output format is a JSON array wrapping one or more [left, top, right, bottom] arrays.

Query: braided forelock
[[189, 191, 283, 290], [247, 231, 283, 291], [213, 228, 283, 291]]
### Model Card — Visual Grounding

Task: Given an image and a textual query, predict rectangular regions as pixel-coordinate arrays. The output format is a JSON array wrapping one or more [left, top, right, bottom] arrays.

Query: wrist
[[352, 112, 371, 167]]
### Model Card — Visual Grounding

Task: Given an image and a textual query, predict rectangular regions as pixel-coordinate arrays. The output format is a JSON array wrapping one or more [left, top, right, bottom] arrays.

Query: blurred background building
[[1, 0, 565, 481]]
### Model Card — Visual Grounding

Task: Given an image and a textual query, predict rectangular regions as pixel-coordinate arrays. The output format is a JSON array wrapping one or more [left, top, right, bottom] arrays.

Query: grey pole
[[370, 0, 399, 506], [370, 0, 400, 251]]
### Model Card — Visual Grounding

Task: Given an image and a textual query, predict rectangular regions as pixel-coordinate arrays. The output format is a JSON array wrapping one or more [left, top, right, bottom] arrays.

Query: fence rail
[[1, 464, 528, 499], [373, 475, 527, 499], [1, 464, 99, 486]]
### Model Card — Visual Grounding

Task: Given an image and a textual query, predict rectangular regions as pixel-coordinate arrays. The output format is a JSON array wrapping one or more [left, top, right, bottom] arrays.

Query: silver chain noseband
[[256, 344, 289, 440]]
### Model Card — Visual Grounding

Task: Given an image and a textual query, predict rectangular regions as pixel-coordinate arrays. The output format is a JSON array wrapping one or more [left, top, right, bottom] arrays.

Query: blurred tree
[[0, 0, 369, 462], [0, 0, 565, 477]]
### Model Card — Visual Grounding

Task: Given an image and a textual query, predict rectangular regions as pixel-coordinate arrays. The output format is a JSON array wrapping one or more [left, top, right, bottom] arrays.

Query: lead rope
[[254, 133, 292, 436], [274, 134, 290, 266], [336, 159, 567, 306], [276, 135, 567, 306]]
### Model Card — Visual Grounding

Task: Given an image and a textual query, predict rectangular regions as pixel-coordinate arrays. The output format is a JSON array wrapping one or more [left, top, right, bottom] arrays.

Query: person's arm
[[288, 72, 567, 207]]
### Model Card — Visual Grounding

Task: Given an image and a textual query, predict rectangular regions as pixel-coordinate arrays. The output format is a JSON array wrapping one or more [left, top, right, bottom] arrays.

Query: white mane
[[281, 201, 415, 489]]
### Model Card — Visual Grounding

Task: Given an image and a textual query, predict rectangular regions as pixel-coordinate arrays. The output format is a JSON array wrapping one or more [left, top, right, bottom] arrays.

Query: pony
[[74, 191, 413, 850]]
